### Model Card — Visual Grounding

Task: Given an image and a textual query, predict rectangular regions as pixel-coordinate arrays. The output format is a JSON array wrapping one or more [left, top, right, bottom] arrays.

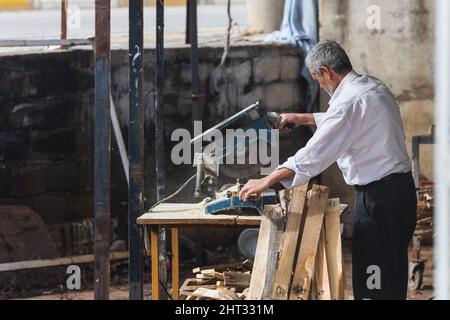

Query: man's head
[[305, 40, 353, 96]]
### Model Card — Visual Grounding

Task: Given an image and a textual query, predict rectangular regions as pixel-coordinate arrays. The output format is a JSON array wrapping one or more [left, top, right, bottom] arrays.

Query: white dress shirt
[[278, 71, 411, 189]]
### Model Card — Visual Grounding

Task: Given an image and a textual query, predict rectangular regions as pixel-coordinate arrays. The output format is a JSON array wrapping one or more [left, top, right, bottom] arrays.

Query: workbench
[[137, 203, 262, 300]]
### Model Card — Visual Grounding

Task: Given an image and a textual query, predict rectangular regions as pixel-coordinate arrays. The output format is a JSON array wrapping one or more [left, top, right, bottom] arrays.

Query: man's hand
[[279, 113, 316, 130], [239, 177, 271, 202], [239, 169, 296, 201]]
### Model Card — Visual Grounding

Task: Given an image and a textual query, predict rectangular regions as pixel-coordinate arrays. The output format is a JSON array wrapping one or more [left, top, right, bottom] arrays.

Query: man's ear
[[320, 66, 331, 79]]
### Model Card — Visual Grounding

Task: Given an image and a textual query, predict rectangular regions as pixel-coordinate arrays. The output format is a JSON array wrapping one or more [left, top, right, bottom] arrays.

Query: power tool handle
[[284, 123, 296, 130]]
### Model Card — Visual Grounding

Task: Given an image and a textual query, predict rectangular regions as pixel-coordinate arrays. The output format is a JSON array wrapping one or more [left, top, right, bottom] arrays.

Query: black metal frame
[[128, 0, 145, 301], [155, 0, 168, 300], [94, 0, 111, 301], [412, 134, 435, 198]]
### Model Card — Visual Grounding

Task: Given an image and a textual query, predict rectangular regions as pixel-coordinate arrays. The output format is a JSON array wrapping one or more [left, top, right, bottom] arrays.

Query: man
[[239, 40, 417, 300]]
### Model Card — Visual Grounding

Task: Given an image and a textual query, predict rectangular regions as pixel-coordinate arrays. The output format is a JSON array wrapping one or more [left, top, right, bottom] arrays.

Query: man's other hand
[[279, 113, 316, 130], [239, 178, 271, 202], [279, 113, 300, 131]]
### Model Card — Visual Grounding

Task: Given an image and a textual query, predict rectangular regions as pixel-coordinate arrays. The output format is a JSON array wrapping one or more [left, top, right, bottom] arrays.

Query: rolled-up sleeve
[[277, 105, 355, 189], [313, 112, 327, 127]]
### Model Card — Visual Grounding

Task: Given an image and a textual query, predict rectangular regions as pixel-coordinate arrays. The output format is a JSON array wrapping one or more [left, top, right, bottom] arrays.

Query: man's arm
[[279, 113, 318, 129], [240, 105, 355, 199], [239, 168, 295, 201]]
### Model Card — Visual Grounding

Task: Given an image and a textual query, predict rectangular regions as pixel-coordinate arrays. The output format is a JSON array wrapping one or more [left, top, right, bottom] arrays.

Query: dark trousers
[[352, 172, 417, 300]]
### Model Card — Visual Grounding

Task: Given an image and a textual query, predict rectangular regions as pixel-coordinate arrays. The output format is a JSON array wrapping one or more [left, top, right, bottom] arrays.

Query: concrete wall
[[318, 0, 435, 237], [0, 43, 308, 253]]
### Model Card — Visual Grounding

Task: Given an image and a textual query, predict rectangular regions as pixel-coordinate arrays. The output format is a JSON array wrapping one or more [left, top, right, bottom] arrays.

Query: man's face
[[309, 67, 335, 97]]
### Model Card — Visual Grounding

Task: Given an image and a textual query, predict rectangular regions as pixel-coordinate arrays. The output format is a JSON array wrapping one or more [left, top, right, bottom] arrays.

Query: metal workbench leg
[[150, 227, 159, 300], [172, 228, 180, 300]]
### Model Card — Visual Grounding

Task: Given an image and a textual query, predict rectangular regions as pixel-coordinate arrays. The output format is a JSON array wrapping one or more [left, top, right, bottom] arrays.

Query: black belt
[[354, 171, 413, 192]]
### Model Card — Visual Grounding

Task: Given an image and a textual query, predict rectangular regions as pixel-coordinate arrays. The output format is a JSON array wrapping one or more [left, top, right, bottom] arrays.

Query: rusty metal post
[[189, 0, 201, 122], [155, 0, 168, 300], [61, 0, 68, 40], [128, 0, 144, 300], [185, 0, 191, 44], [94, 0, 111, 300]]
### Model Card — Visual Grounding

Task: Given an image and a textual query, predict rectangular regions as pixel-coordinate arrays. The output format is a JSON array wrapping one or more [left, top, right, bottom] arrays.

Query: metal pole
[[61, 0, 68, 40], [110, 95, 129, 186], [434, 0, 450, 300], [94, 0, 111, 300], [129, 0, 144, 300], [155, 0, 168, 300], [190, 0, 201, 122], [185, 0, 191, 45], [189, 0, 204, 266]]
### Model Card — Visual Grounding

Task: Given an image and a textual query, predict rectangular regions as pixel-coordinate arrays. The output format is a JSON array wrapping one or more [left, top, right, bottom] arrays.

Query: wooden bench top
[[137, 203, 261, 227]]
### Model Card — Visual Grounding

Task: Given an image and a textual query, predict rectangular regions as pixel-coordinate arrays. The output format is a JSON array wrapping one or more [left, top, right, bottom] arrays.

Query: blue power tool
[[189, 101, 286, 216]]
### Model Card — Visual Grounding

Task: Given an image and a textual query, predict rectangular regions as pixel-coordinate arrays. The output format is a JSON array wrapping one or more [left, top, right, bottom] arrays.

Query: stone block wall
[[0, 43, 308, 253]]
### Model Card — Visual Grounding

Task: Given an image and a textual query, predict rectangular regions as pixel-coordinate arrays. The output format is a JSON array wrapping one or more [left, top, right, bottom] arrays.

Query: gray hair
[[305, 40, 353, 76]]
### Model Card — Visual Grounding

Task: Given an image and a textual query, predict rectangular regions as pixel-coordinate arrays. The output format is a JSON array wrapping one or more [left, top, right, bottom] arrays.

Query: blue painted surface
[[205, 190, 278, 216]]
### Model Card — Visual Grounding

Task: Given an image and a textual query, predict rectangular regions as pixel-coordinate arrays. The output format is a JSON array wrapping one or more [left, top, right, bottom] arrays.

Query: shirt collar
[[329, 70, 359, 105]]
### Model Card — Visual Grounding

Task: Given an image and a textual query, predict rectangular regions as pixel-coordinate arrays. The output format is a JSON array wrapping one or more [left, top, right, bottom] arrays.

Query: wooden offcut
[[270, 184, 308, 300], [190, 287, 241, 300], [223, 271, 251, 288], [314, 228, 331, 300], [323, 198, 345, 300], [192, 260, 253, 274], [290, 185, 330, 300], [247, 205, 285, 300]]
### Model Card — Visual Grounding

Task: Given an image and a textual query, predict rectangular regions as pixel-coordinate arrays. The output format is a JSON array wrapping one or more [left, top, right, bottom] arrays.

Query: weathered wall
[[0, 43, 308, 254], [319, 0, 435, 237]]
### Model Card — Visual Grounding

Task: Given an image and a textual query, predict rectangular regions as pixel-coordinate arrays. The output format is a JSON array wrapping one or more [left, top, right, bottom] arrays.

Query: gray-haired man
[[239, 40, 417, 300]]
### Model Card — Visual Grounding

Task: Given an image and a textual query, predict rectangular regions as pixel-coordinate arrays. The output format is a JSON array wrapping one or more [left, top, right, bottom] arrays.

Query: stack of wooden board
[[180, 260, 253, 300], [248, 184, 345, 300]]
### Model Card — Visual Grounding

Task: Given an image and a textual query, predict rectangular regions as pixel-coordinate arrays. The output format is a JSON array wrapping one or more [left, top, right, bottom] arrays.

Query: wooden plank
[[171, 228, 180, 300], [310, 273, 318, 300], [150, 227, 160, 300], [192, 260, 251, 274], [0, 251, 128, 273], [201, 268, 217, 274], [138, 203, 261, 227], [278, 189, 292, 214], [196, 273, 216, 280], [247, 205, 285, 300], [270, 185, 308, 300], [290, 185, 329, 300], [180, 278, 218, 291], [315, 228, 331, 300], [239, 288, 250, 300], [223, 271, 251, 287], [235, 216, 262, 226], [191, 288, 241, 300], [324, 198, 345, 300]]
